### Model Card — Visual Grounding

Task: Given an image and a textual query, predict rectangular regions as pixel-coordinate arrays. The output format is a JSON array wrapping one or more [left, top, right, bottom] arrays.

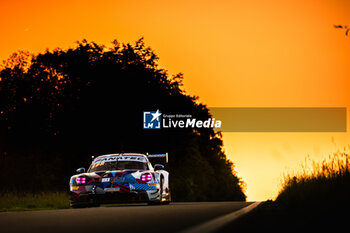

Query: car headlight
[[76, 177, 86, 184], [75, 176, 90, 185], [141, 173, 152, 182]]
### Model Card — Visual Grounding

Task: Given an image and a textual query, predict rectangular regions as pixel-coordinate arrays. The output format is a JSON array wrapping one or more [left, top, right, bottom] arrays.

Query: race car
[[69, 153, 171, 208]]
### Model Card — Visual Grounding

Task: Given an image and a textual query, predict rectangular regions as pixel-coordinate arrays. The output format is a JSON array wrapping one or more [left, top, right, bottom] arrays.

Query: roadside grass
[[224, 149, 350, 233], [0, 192, 70, 212], [276, 150, 350, 208]]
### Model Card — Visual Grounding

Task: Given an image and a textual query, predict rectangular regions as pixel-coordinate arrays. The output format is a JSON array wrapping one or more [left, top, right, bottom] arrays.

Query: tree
[[334, 25, 350, 36], [0, 38, 246, 201]]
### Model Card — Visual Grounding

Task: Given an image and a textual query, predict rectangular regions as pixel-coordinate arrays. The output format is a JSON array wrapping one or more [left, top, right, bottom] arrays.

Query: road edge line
[[177, 202, 262, 233]]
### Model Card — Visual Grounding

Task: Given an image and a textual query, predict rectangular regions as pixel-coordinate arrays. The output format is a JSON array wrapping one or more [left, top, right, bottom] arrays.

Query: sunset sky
[[1, 0, 349, 200]]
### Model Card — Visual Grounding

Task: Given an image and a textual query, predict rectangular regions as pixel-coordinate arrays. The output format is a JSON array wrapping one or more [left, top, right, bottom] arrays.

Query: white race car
[[69, 153, 171, 208]]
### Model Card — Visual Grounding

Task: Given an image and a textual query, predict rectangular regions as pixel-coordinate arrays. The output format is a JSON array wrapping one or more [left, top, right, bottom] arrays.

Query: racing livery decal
[[69, 153, 170, 207]]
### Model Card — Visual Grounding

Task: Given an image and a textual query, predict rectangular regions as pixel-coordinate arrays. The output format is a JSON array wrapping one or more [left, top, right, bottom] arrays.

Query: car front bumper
[[70, 184, 160, 205]]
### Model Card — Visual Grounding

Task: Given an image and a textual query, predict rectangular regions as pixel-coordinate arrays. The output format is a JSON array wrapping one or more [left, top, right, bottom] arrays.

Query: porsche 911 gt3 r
[[69, 153, 171, 208]]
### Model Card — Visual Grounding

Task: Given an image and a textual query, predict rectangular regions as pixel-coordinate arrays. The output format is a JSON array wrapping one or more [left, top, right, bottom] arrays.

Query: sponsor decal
[[104, 187, 120, 192], [71, 186, 79, 191], [93, 155, 147, 164], [102, 177, 110, 182], [91, 162, 105, 169]]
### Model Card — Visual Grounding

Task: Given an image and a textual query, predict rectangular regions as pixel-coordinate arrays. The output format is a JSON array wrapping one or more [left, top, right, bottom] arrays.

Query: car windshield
[[88, 161, 148, 172]]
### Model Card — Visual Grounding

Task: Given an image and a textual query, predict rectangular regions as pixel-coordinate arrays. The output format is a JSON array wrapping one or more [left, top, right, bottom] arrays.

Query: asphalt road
[[0, 202, 253, 233]]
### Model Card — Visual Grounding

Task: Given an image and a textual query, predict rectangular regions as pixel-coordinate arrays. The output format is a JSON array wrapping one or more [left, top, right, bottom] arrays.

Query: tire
[[159, 176, 164, 202], [70, 201, 100, 208], [148, 177, 164, 205], [71, 203, 88, 208], [88, 203, 100, 208], [147, 201, 159, 205]]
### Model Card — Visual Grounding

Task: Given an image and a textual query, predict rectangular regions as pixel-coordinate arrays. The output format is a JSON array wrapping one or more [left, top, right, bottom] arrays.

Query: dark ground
[[222, 200, 349, 233], [0, 201, 251, 233]]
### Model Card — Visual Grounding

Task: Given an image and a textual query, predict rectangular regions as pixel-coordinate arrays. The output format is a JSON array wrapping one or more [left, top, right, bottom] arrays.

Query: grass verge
[[223, 149, 350, 233], [0, 192, 70, 212]]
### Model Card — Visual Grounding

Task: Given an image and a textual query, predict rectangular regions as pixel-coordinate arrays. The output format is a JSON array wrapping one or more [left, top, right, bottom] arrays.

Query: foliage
[[0, 192, 70, 212], [334, 24, 350, 36], [277, 148, 350, 207], [224, 149, 350, 233], [0, 38, 245, 201]]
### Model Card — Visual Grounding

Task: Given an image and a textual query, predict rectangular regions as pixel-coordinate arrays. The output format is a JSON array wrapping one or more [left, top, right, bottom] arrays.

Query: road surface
[[0, 202, 255, 233]]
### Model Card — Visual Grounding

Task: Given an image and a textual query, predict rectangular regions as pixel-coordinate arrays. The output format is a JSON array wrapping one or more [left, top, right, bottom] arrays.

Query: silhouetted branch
[[334, 24, 349, 37]]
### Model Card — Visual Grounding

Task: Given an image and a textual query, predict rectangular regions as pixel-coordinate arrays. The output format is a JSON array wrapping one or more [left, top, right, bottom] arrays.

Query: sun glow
[[1, 0, 349, 201]]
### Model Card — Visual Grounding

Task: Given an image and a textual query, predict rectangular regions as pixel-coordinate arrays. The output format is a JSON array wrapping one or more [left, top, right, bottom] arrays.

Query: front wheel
[[70, 202, 100, 208], [148, 178, 164, 205]]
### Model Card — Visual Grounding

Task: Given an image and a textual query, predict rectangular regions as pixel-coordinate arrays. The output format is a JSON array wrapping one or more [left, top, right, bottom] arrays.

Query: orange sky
[[1, 0, 350, 200]]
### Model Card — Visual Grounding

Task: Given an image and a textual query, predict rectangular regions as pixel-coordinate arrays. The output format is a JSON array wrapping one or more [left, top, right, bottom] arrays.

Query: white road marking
[[178, 202, 262, 233]]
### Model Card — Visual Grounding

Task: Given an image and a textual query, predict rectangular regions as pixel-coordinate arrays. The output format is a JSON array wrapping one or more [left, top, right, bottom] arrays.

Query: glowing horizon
[[1, 0, 350, 200]]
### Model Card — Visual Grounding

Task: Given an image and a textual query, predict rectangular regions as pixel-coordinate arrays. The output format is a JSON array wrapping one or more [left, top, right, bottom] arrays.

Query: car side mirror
[[76, 168, 85, 173], [154, 164, 164, 171]]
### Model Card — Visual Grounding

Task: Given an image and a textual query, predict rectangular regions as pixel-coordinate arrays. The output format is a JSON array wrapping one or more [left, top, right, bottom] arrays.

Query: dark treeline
[[0, 38, 246, 201]]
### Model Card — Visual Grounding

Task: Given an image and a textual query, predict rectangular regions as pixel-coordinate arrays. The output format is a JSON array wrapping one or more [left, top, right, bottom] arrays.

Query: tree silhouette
[[334, 25, 349, 36], [0, 38, 246, 201]]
